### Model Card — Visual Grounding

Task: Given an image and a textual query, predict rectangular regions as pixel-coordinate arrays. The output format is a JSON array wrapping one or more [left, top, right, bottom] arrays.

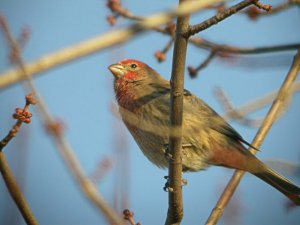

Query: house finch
[[108, 59, 300, 205]]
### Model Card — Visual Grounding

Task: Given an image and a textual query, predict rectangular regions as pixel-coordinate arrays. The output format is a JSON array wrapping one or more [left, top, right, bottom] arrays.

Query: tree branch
[[0, 94, 35, 151], [0, 152, 38, 225], [187, 50, 217, 77], [165, 0, 190, 224], [205, 48, 300, 225], [1, 1, 298, 90], [0, 0, 224, 90], [186, 0, 256, 37], [108, 0, 300, 55], [244, 0, 300, 19], [190, 39, 300, 55], [107, 0, 299, 56], [0, 94, 38, 225]]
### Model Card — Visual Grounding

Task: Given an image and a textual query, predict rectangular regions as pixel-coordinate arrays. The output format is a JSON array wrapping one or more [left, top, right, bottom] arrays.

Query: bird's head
[[108, 59, 158, 82], [108, 59, 169, 108]]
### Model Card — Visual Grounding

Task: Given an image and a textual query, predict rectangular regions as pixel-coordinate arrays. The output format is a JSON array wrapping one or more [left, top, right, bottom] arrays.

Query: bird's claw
[[163, 176, 173, 192], [163, 175, 187, 192], [163, 144, 173, 161], [163, 143, 193, 161]]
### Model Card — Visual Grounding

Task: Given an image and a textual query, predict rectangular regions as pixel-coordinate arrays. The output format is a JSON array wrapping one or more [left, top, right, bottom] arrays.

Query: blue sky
[[0, 0, 300, 224]]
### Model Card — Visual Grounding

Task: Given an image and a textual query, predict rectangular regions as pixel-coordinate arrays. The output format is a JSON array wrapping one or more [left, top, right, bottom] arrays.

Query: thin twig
[[253, 0, 272, 11], [188, 50, 217, 77], [0, 16, 126, 225], [0, 94, 38, 225], [244, 0, 300, 20], [165, 0, 190, 224], [0, 94, 35, 151], [192, 39, 300, 54], [186, 0, 256, 37], [89, 156, 113, 184], [205, 48, 300, 225], [268, 0, 300, 14], [123, 209, 141, 225], [155, 38, 174, 62]]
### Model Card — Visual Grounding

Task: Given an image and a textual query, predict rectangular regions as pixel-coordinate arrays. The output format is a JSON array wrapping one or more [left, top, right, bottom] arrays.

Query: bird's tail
[[253, 166, 300, 205]]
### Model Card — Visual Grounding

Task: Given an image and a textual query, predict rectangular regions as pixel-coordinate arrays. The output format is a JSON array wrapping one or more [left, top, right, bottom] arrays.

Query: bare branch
[[205, 48, 300, 225], [1, 1, 298, 90], [268, 0, 300, 14], [154, 38, 174, 62], [89, 156, 113, 184], [0, 152, 38, 225], [253, 0, 272, 11], [188, 50, 217, 77], [191, 38, 300, 54], [123, 209, 141, 225], [0, 93, 35, 151], [165, 0, 191, 223], [245, 0, 300, 20], [0, 94, 38, 225], [106, 0, 299, 56], [186, 0, 256, 37]]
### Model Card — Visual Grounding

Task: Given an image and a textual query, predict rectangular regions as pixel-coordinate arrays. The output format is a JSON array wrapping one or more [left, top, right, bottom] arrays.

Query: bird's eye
[[130, 63, 137, 69]]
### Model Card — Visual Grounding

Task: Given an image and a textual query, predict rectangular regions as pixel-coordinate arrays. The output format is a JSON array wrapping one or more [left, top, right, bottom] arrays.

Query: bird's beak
[[108, 63, 125, 78]]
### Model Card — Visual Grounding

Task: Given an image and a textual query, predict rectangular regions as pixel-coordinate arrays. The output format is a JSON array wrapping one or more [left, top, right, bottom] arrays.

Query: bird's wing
[[183, 92, 255, 148], [144, 85, 258, 151]]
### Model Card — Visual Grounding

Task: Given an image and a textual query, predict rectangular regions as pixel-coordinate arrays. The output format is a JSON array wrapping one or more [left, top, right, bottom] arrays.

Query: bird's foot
[[163, 143, 193, 161], [163, 176, 173, 192], [163, 144, 173, 161], [163, 175, 188, 192]]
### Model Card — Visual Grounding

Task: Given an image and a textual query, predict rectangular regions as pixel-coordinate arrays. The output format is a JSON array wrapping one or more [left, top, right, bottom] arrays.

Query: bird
[[108, 58, 300, 205]]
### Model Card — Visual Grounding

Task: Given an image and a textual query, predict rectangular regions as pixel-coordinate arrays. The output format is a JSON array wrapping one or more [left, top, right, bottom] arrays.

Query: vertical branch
[[205, 48, 300, 225], [165, 0, 190, 224]]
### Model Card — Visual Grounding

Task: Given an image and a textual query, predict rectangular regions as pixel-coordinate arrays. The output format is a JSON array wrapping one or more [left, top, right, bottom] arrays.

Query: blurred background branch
[[214, 80, 300, 126]]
